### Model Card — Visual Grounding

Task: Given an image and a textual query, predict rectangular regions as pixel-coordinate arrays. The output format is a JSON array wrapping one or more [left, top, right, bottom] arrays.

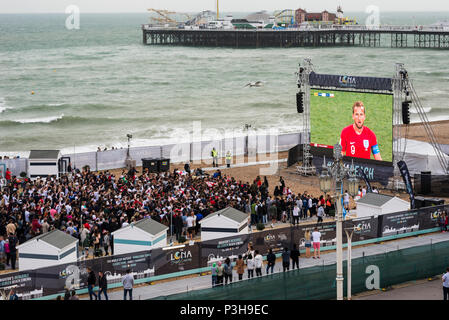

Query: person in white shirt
[[443, 267, 449, 300], [186, 212, 195, 240], [312, 227, 322, 259], [292, 204, 300, 226], [246, 253, 255, 279], [317, 205, 324, 225], [343, 191, 350, 211], [362, 186, 367, 197], [254, 250, 263, 277]]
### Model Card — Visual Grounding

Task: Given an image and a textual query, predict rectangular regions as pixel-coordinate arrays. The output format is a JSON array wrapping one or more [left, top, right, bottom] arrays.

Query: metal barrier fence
[[153, 240, 449, 300], [0, 132, 302, 176]]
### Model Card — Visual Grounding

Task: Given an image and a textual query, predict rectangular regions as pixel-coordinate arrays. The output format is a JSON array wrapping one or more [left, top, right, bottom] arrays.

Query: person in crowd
[[312, 227, 322, 259], [246, 254, 255, 279], [266, 249, 276, 274], [98, 271, 108, 300], [223, 257, 233, 285], [122, 269, 134, 300], [254, 250, 263, 277], [70, 290, 79, 300], [290, 243, 300, 270], [282, 247, 290, 272], [443, 267, 449, 300], [236, 255, 245, 281], [87, 267, 97, 300], [211, 262, 218, 287], [216, 261, 224, 286]]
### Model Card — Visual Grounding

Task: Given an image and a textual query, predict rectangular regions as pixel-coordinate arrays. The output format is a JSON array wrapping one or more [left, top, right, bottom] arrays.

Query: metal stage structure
[[295, 59, 449, 187], [142, 26, 449, 49]]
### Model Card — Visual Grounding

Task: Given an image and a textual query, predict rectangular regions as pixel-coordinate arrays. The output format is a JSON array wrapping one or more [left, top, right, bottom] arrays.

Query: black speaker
[[158, 158, 170, 172], [421, 171, 431, 195], [402, 101, 411, 125], [142, 158, 159, 173], [287, 144, 303, 167], [296, 92, 304, 113]]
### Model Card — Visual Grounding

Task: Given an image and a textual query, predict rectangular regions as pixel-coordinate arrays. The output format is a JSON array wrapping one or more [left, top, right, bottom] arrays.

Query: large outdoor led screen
[[310, 89, 393, 163]]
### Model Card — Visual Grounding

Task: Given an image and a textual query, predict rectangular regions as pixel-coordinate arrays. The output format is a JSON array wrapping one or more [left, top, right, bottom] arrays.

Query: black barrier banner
[[309, 72, 393, 92], [379, 210, 420, 237], [398, 160, 415, 209], [343, 216, 379, 242], [200, 234, 250, 266], [313, 155, 394, 186], [252, 228, 293, 255], [417, 205, 448, 231], [152, 244, 201, 276], [0, 249, 153, 299]]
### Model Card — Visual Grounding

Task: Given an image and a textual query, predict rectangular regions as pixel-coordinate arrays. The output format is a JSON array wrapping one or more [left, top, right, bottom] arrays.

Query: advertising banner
[[200, 234, 250, 266], [379, 210, 420, 237], [252, 228, 293, 254], [152, 245, 201, 276], [309, 72, 393, 92], [312, 153, 394, 186]]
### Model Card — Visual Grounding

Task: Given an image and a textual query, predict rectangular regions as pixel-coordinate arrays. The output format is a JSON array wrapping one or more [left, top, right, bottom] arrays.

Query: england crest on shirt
[[363, 139, 369, 150]]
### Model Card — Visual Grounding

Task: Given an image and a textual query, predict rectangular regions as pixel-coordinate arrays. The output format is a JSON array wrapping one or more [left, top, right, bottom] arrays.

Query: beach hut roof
[[203, 207, 248, 224], [29, 150, 60, 159], [29, 229, 77, 249], [132, 218, 168, 235], [356, 193, 395, 207]]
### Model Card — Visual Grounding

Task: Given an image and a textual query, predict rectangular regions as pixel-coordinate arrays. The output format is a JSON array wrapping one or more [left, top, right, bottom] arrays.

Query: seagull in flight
[[244, 81, 264, 88]]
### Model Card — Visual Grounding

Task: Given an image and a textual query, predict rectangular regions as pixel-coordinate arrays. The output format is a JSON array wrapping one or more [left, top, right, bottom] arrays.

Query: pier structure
[[142, 25, 449, 49]]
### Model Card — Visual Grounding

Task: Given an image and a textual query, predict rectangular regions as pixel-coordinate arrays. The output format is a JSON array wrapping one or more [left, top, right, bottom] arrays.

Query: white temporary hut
[[28, 150, 61, 180], [17, 229, 79, 271], [400, 138, 449, 175], [112, 218, 168, 255], [355, 193, 410, 218], [200, 207, 249, 241]]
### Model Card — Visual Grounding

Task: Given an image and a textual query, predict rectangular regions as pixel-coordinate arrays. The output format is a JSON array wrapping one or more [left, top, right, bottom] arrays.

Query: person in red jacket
[[5, 168, 11, 186]]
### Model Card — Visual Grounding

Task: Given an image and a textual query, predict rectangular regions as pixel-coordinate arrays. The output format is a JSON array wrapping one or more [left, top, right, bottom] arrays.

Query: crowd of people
[[0, 163, 341, 271]]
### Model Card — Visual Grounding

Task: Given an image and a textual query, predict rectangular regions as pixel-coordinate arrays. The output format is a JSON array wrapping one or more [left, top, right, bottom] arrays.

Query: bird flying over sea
[[244, 81, 264, 88]]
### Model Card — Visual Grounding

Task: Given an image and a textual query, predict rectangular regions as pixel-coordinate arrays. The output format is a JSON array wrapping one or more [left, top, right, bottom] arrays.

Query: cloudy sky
[[1, 0, 448, 13]]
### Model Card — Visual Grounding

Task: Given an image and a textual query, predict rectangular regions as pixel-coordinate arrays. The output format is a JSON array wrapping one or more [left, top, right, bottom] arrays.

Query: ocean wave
[[15, 114, 65, 124]]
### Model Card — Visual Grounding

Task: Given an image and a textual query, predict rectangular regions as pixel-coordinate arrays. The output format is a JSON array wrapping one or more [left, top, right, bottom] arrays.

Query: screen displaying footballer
[[310, 89, 393, 162]]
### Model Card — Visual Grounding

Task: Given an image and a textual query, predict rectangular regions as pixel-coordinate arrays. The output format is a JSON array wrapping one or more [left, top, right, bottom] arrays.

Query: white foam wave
[[0, 97, 12, 113], [14, 114, 64, 124]]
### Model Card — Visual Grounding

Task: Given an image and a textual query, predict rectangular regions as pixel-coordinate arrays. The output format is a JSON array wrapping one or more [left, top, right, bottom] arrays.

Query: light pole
[[319, 144, 359, 300], [344, 225, 360, 300]]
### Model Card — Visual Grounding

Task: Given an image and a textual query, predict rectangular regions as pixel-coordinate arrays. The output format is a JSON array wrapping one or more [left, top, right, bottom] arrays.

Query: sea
[[1, 11, 449, 156]]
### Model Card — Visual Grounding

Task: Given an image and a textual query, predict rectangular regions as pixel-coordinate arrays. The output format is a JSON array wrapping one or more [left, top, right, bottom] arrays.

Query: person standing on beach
[[211, 148, 218, 167], [122, 269, 134, 300], [226, 151, 232, 168]]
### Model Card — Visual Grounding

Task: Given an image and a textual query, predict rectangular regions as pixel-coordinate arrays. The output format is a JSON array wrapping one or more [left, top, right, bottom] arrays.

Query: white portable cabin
[[354, 193, 410, 218], [17, 229, 79, 271], [28, 150, 61, 180], [112, 218, 168, 255], [200, 207, 249, 242]]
